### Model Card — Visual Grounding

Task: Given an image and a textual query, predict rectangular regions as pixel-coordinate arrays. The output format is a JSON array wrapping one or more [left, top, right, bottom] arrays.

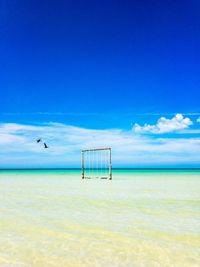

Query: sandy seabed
[[0, 169, 200, 267]]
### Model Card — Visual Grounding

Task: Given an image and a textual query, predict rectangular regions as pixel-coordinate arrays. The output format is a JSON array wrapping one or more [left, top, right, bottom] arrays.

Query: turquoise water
[[0, 169, 200, 267]]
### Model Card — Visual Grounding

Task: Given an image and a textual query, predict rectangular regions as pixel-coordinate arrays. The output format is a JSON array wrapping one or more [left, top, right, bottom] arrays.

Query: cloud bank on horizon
[[0, 114, 200, 168]]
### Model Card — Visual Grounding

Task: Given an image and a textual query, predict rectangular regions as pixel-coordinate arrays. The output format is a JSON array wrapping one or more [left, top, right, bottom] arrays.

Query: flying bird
[[36, 138, 42, 143], [44, 143, 48, 148]]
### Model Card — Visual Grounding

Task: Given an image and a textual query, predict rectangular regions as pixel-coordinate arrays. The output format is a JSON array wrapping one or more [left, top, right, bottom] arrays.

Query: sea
[[0, 169, 200, 267]]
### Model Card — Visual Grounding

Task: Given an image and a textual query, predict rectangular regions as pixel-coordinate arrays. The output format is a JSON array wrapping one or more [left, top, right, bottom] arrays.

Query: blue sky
[[0, 0, 200, 167]]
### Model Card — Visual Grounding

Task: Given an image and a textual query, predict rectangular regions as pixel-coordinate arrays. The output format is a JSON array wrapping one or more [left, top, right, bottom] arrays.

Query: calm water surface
[[0, 169, 200, 267]]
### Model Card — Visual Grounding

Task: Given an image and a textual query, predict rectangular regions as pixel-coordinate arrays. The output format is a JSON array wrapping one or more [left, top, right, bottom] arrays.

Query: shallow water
[[0, 169, 200, 267]]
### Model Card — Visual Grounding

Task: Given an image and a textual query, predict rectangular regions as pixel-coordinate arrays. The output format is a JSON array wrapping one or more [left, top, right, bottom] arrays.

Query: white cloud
[[197, 117, 200, 123], [0, 121, 200, 167], [133, 114, 193, 134], [137, 113, 200, 116]]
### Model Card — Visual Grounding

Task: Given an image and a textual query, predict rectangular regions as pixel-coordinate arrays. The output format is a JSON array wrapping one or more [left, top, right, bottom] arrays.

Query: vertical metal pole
[[101, 150, 102, 178], [82, 151, 84, 179], [88, 151, 90, 178], [109, 148, 112, 180]]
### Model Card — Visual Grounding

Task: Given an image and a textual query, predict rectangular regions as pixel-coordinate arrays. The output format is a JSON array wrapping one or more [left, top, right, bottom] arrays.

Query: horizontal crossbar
[[82, 147, 111, 152]]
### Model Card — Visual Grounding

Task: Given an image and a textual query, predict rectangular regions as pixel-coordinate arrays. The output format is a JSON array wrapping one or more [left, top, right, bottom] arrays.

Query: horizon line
[[1, 167, 200, 171]]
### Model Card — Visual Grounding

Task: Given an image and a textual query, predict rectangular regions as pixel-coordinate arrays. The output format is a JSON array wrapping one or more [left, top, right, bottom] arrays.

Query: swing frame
[[81, 148, 112, 180]]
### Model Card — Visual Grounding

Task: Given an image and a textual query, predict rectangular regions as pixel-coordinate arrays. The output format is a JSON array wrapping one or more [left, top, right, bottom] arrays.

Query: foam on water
[[0, 169, 200, 267]]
